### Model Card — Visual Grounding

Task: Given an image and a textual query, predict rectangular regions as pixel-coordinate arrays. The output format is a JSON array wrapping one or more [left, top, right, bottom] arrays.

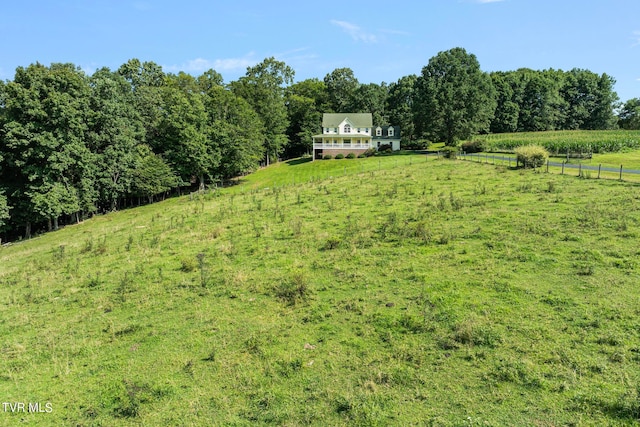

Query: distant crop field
[[477, 130, 640, 154]]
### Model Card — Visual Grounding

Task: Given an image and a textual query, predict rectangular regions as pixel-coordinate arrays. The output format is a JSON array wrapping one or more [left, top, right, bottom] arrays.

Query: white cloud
[[330, 20, 377, 43], [167, 53, 258, 74]]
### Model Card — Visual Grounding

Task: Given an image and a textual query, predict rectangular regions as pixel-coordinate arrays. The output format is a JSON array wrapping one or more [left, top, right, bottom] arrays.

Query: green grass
[[477, 130, 640, 154], [2, 156, 640, 426]]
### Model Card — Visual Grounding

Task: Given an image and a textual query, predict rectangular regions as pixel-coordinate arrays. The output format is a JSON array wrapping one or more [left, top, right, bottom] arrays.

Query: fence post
[[620, 165, 623, 181], [546, 160, 549, 173], [561, 161, 565, 175], [578, 163, 582, 177], [598, 164, 601, 179]]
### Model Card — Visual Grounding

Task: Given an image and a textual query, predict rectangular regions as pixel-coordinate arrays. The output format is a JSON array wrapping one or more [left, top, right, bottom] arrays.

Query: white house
[[312, 113, 400, 160]]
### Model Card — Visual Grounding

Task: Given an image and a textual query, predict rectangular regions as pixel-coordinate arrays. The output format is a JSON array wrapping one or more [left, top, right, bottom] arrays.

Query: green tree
[[0, 63, 93, 236], [387, 75, 417, 143], [88, 67, 144, 211], [415, 48, 496, 145], [203, 83, 265, 179], [516, 69, 566, 132], [231, 57, 294, 165], [0, 190, 10, 235], [324, 67, 359, 112], [285, 78, 329, 158], [618, 98, 640, 129], [490, 72, 520, 133], [560, 69, 618, 130], [352, 82, 388, 125], [132, 145, 179, 203], [157, 75, 216, 189]]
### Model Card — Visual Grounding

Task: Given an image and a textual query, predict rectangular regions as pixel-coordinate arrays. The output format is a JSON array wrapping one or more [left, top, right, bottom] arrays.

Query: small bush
[[461, 140, 486, 153], [346, 152, 356, 159], [441, 146, 458, 159], [180, 257, 197, 272], [335, 153, 344, 159], [364, 148, 376, 157], [402, 139, 431, 150], [515, 145, 549, 168], [323, 154, 333, 160], [378, 144, 392, 153], [357, 154, 366, 158], [274, 271, 311, 305]]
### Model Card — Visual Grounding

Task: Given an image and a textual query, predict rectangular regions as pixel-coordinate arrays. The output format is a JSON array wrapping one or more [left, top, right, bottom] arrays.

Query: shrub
[[378, 144, 392, 153], [441, 146, 458, 159], [364, 148, 376, 157], [357, 154, 366, 158], [323, 154, 333, 160], [335, 153, 344, 159], [515, 145, 549, 168], [402, 139, 431, 150], [461, 140, 486, 153], [346, 152, 356, 159]]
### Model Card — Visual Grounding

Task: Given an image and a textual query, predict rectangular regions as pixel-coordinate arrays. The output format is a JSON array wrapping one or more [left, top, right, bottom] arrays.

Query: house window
[[376, 127, 382, 136], [335, 128, 338, 133], [344, 124, 351, 133], [324, 128, 328, 133], [388, 127, 394, 137], [357, 128, 361, 133]]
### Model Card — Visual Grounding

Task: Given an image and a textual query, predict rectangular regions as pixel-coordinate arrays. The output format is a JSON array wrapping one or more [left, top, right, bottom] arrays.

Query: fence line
[[459, 152, 640, 182]]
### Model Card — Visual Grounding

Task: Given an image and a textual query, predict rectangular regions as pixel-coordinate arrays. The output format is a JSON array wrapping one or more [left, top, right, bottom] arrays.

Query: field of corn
[[477, 130, 640, 154]]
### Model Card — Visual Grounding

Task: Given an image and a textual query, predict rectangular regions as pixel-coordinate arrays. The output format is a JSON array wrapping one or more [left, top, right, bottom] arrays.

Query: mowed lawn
[[1, 156, 640, 426]]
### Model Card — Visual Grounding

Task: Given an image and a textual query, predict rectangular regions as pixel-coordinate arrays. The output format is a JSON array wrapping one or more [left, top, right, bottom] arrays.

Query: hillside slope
[[1, 157, 639, 426]]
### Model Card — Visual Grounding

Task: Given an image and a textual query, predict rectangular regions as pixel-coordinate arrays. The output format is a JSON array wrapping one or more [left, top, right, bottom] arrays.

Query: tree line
[[0, 48, 635, 241]]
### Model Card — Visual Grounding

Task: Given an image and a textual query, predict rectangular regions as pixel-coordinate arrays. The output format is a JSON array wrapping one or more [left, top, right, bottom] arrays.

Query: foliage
[[441, 146, 459, 159], [346, 153, 356, 159], [514, 145, 549, 168], [415, 47, 496, 145], [323, 154, 333, 160], [618, 98, 640, 130], [460, 140, 486, 153], [335, 153, 344, 159], [378, 144, 392, 153], [231, 57, 294, 165]]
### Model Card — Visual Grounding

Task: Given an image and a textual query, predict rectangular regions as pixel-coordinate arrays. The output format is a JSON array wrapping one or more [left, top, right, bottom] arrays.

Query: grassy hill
[[1, 154, 640, 426]]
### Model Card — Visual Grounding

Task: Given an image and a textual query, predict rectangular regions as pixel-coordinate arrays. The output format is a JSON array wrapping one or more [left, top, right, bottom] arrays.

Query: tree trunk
[[53, 217, 59, 231], [47, 218, 52, 232], [25, 222, 31, 239]]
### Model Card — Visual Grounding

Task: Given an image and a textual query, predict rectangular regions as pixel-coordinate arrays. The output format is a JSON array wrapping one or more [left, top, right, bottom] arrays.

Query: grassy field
[[477, 130, 640, 154], [2, 154, 640, 426]]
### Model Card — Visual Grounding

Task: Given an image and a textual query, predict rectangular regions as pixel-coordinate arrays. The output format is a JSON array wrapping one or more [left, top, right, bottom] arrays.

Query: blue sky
[[1, 0, 638, 101]]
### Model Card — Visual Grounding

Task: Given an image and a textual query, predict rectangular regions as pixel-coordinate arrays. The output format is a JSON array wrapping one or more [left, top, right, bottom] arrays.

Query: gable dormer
[[375, 126, 382, 137]]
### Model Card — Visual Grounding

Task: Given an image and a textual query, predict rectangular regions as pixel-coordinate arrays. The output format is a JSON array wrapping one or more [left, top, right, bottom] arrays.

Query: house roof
[[322, 113, 373, 128], [373, 126, 401, 139]]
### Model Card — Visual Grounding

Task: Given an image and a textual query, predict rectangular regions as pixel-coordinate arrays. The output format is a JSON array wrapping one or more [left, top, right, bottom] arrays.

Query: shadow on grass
[[285, 158, 313, 166]]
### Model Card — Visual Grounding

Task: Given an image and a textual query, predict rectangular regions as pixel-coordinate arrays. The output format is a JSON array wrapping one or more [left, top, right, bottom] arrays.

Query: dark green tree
[[387, 75, 417, 143], [415, 48, 496, 145], [352, 82, 388, 125], [618, 98, 640, 129], [490, 72, 521, 133], [203, 83, 265, 179], [157, 74, 216, 189], [285, 78, 329, 158], [88, 67, 144, 211], [132, 145, 179, 203], [0, 63, 93, 236], [324, 67, 359, 113], [231, 57, 294, 165]]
